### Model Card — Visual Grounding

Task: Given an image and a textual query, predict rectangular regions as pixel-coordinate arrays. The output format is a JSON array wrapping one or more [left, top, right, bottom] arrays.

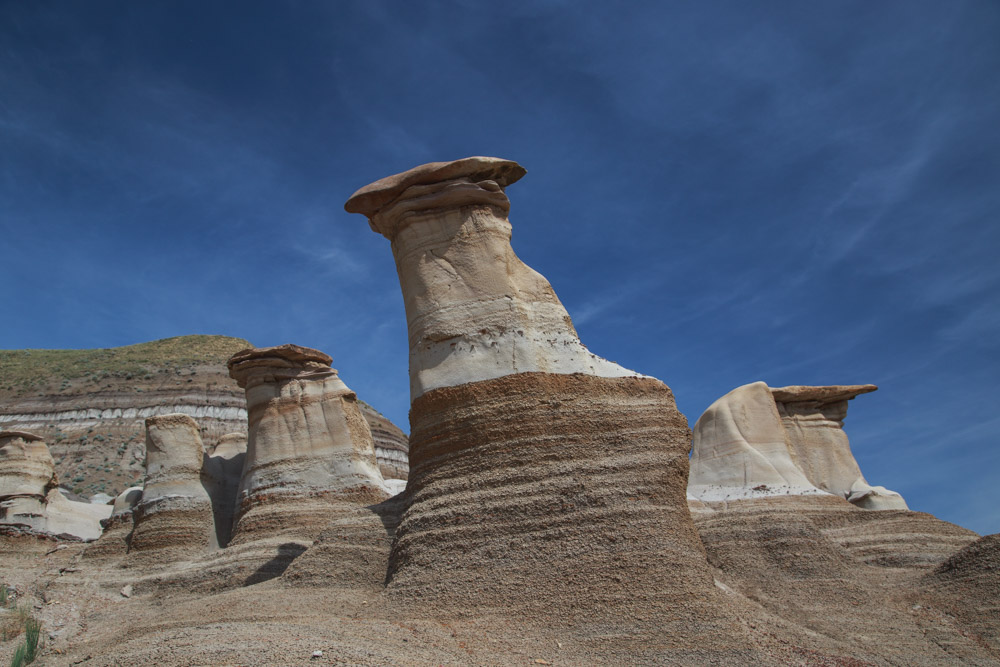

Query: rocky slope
[[0, 336, 409, 501]]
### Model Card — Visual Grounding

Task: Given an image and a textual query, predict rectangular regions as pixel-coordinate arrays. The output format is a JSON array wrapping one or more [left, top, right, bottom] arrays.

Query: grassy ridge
[[0, 335, 252, 390]]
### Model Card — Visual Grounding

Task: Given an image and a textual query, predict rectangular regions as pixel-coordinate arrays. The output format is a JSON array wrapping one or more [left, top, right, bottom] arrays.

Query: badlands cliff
[[0, 157, 996, 666]]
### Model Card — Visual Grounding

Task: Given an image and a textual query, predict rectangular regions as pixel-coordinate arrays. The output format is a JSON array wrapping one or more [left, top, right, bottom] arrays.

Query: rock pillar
[[202, 433, 246, 548], [771, 384, 907, 510], [226, 345, 388, 545], [345, 157, 748, 654], [130, 414, 218, 553], [0, 431, 56, 532]]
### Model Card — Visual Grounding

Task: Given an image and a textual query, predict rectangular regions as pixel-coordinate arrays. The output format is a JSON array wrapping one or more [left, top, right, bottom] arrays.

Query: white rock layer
[[689, 382, 907, 510]]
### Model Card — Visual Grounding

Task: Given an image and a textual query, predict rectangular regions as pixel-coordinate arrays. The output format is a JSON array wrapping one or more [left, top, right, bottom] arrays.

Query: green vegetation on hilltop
[[0, 335, 252, 391]]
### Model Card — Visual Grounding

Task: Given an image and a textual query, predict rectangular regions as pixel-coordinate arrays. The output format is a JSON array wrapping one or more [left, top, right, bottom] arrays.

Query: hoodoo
[[129, 414, 217, 553], [226, 344, 388, 544], [346, 157, 752, 657], [346, 156, 644, 399], [0, 430, 111, 540], [0, 430, 58, 532], [688, 381, 907, 509], [202, 432, 246, 548]]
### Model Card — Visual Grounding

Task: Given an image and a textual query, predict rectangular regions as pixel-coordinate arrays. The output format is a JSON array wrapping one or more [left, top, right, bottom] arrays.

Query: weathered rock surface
[[686, 381, 993, 661], [129, 414, 217, 554], [0, 430, 111, 540], [689, 381, 906, 509], [346, 156, 644, 400], [692, 495, 988, 662], [223, 344, 391, 586], [202, 432, 245, 548], [360, 404, 409, 480], [920, 533, 1000, 657], [0, 430, 55, 532]]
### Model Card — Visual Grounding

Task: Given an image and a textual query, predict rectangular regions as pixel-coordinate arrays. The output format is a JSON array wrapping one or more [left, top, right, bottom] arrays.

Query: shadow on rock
[[243, 542, 309, 586]]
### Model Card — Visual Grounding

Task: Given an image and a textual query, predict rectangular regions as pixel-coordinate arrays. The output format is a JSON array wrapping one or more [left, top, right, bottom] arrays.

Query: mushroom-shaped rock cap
[[227, 344, 333, 370], [344, 156, 526, 219], [770, 384, 877, 405], [0, 431, 45, 443], [227, 344, 334, 386]]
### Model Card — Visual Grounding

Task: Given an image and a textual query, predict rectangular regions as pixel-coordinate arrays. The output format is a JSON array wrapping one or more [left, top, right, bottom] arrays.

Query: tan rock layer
[[920, 534, 1000, 656], [0, 430, 57, 501], [692, 495, 987, 662], [387, 372, 755, 656]]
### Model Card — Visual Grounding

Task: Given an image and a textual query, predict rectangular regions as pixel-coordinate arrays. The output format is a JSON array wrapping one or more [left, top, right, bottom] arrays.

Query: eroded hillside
[[0, 336, 408, 501]]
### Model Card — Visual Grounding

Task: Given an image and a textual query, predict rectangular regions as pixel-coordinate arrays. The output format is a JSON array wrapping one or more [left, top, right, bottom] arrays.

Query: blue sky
[[2, 1, 998, 534]]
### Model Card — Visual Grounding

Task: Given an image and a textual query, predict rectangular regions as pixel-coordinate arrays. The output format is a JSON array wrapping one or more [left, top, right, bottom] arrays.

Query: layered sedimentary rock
[[345, 158, 754, 658], [772, 384, 907, 509], [0, 430, 57, 531], [692, 495, 986, 662], [345, 156, 644, 400], [227, 345, 389, 546], [920, 534, 1000, 656], [689, 381, 906, 509], [129, 414, 217, 554], [0, 336, 409, 505], [359, 403, 409, 481], [686, 381, 989, 660], [0, 430, 111, 540]]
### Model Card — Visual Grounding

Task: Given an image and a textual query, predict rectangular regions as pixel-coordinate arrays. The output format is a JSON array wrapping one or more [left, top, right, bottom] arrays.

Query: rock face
[[129, 414, 218, 554], [0, 430, 112, 540], [359, 403, 409, 481], [202, 432, 246, 548], [227, 345, 389, 544], [689, 381, 907, 509], [772, 384, 907, 509], [345, 157, 753, 657]]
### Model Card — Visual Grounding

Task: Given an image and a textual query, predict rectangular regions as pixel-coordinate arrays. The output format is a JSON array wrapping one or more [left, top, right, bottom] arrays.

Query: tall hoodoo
[[346, 157, 750, 654], [226, 344, 388, 544], [346, 156, 643, 400], [130, 414, 218, 553]]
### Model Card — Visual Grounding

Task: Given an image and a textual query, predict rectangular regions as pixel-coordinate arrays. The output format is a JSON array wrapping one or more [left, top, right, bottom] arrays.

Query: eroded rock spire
[[346, 156, 643, 400], [0, 430, 112, 540], [226, 344, 388, 544], [345, 157, 751, 652], [129, 414, 218, 553]]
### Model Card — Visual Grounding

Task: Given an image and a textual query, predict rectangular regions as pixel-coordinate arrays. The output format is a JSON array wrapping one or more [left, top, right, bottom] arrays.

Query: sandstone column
[[226, 344, 388, 544], [0, 430, 56, 532], [771, 384, 908, 510], [130, 414, 218, 554], [1, 430, 112, 540], [345, 157, 749, 654]]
